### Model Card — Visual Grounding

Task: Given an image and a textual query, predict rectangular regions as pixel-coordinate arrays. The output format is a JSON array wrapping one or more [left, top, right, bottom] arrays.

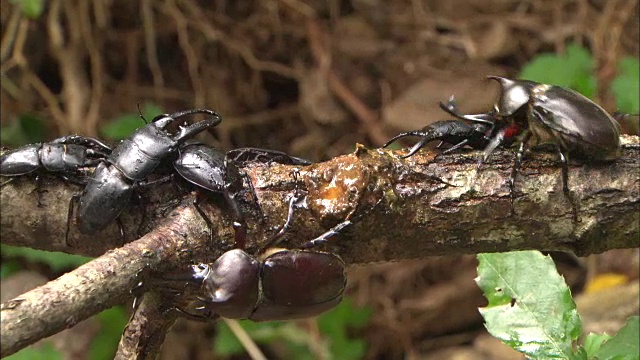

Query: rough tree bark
[[1, 137, 639, 358]]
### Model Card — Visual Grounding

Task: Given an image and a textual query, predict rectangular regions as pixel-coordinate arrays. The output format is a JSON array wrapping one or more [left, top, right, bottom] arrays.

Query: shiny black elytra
[[173, 143, 312, 250], [382, 119, 492, 158], [0, 135, 111, 186], [70, 109, 222, 241]]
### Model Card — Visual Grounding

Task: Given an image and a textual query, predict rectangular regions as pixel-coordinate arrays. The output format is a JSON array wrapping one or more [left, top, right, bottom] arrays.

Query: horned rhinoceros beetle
[[445, 77, 621, 212], [0, 135, 111, 185], [72, 109, 222, 238], [172, 142, 312, 249], [389, 76, 622, 217]]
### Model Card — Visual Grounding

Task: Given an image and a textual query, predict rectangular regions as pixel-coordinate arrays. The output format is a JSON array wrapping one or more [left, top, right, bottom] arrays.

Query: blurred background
[[1, 0, 638, 359]]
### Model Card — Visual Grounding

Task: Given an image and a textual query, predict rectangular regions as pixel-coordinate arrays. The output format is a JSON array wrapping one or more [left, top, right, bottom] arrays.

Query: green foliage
[[477, 251, 639, 360], [0, 113, 47, 147], [100, 103, 163, 141], [9, 0, 45, 19], [520, 44, 597, 98], [3, 342, 61, 360], [1, 245, 92, 272], [592, 316, 639, 360], [317, 297, 371, 360], [0, 258, 22, 279], [214, 298, 371, 359], [476, 251, 582, 359], [89, 307, 131, 360], [611, 57, 640, 114], [583, 333, 612, 357], [520, 43, 640, 116]]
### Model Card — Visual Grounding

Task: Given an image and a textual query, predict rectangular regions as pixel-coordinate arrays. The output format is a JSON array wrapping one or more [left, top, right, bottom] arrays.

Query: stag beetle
[[172, 142, 312, 249], [383, 119, 492, 158], [72, 109, 222, 238], [382, 96, 501, 158], [152, 176, 381, 321], [0, 135, 111, 186]]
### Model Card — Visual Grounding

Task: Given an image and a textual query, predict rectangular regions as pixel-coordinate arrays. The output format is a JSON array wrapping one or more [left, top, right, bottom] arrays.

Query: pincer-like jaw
[[172, 109, 223, 143], [439, 96, 495, 125], [151, 108, 222, 132]]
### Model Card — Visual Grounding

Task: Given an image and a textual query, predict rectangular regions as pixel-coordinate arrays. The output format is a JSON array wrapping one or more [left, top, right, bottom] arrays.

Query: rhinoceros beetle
[[172, 142, 312, 250], [71, 109, 222, 239], [446, 77, 621, 215], [0, 135, 111, 186], [151, 176, 381, 321], [390, 77, 622, 218]]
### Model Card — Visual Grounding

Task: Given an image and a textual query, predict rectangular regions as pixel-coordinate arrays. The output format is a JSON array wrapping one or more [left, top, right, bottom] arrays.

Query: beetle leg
[[301, 197, 384, 249], [0, 178, 14, 187], [226, 147, 312, 166], [260, 174, 306, 251], [441, 139, 470, 154], [509, 132, 531, 215], [174, 304, 220, 322], [192, 193, 215, 260], [66, 195, 80, 247], [116, 217, 125, 245], [556, 149, 579, 222]]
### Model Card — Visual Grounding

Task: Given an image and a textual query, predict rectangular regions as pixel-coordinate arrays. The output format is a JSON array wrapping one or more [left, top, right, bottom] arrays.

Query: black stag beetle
[[150, 173, 381, 321], [382, 98, 498, 158], [1, 136, 112, 207], [70, 109, 222, 241], [172, 142, 312, 250], [0, 135, 111, 186]]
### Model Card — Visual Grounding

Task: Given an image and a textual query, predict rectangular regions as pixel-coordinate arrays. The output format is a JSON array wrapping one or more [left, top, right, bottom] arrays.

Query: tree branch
[[1, 137, 639, 357]]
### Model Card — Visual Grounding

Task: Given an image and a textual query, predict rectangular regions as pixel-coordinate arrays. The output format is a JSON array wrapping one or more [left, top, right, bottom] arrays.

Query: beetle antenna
[[137, 103, 149, 124]]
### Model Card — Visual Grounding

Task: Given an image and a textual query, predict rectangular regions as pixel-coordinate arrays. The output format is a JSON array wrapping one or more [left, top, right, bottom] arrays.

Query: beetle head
[[488, 76, 532, 117]]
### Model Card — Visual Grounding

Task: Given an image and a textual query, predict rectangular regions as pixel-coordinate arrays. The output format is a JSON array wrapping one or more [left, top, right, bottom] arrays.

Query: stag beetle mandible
[[72, 109, 222, 239]]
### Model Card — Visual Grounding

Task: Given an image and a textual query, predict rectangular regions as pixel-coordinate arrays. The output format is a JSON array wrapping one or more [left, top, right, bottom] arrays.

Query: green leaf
[[476, 251, 583, 359], [583, 333, 612, 357], [0, 113, 47, 147], [520, 43, 596, 98], [317, 298, 371, 360], [593, 316, 639, 360], [1, 245, 92, 272], [9, 0, 45, 19], [100, 103, 163, 141], [3, 342, 61, 360], [89, 307, 131, 360], [611, 57, 640, 114], [0, 259, 22, 279]]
